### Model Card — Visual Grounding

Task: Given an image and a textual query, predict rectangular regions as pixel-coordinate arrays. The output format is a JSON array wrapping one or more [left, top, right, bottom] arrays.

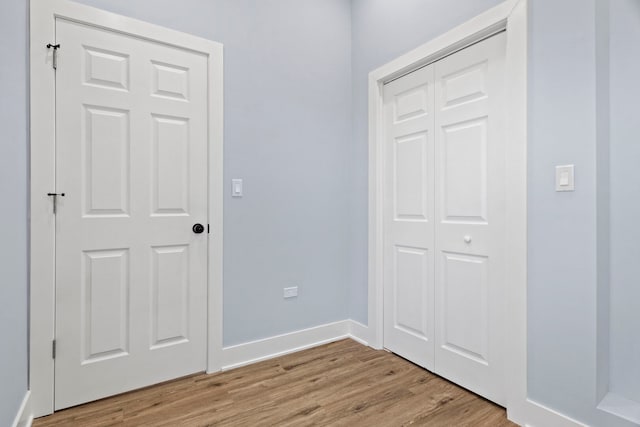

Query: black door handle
[[192, 223, 205, 234]]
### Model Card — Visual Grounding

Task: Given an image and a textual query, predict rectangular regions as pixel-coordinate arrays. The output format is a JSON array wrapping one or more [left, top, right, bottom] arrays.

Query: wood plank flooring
[[34, 339, 516, 426]]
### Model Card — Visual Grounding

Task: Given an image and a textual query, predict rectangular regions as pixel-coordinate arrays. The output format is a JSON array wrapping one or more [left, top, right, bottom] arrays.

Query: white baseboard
[[21, 316, 582, 427], [347, 320, 369, 346], [11, 390, 33, 427], [509, 397, 588, 427], [221, 320, 352, 371]]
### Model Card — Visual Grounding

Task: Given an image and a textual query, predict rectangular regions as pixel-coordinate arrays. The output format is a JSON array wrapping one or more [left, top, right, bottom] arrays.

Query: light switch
[[232, 179, 243, 197], [555, 165, 574, 192]]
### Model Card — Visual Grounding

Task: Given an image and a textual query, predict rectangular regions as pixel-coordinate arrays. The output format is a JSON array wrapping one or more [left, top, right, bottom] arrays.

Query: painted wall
[[528, 1, 637, 425], [73, 0, 353, 346], [348, 0, 504, 323], [0, 0, 29, 425], [526, 0, 603, 422], [609, 0, 640, 405]]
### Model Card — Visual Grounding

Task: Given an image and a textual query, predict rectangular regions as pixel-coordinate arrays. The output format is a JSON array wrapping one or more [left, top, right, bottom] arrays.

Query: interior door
[[382, 32, 507, 405], [54, 18, 208, 409], [382, 65, 435, 370], [433, 32, 507, 405]]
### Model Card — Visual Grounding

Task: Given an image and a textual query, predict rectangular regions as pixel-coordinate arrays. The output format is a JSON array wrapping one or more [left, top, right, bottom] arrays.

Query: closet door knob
[[464, 235, 472, 244]]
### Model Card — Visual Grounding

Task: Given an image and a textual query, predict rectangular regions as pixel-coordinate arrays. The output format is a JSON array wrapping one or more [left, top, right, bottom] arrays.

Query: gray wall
[[526, 0, 606, 423], [609, 0, 640, 404], [348, 0, 504, 323], [74, 0, 353, 346], [528, 2, 638, 425], [0, 0, 29, 425]]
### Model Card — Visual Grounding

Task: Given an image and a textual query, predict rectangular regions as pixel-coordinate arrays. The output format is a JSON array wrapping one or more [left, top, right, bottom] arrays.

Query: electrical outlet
[[283, 286, 298, 299]]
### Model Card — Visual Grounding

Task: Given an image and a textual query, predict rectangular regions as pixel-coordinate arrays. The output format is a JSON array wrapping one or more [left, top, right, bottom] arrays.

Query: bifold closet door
[[382, 32, 507, 405], [382, 65, 436, 370], [433, 32, 507, 406]]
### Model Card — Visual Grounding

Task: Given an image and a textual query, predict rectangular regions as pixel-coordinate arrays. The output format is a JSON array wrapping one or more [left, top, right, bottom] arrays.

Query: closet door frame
[[366, 1, 563, 426]]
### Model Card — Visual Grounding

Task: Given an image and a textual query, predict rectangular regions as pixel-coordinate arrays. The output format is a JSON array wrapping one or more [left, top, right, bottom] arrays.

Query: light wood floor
[[35, 339, 516, 426]]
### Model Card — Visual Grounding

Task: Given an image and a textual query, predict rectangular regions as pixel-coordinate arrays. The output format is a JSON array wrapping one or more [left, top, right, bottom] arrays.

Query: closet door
[[382, 65, 436, 370], [433, 32, 507, 405]]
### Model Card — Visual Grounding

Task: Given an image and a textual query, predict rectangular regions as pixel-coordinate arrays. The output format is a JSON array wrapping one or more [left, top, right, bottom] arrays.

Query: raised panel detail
[[152, 115, 189, 215], [442, 118, 487, 223], [394, 85, 428, 122], [394, 246, 430, 339], [82, 249, 129, 364], [442, 61, 487, 108], [84, 46, 129, 91], [394, 132, 429, 221], [151, 61, 189, 101], [441, 252, 488, 364], [151, 245, 189, 349], [83, 106, 130, 217]]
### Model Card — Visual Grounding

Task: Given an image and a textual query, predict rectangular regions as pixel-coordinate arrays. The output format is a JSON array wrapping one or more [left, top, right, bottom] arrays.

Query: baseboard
[[221, 320, 352, 371], [598, 392, 640, 425], [11, 391, 33, 427], [508, 397, 587, 427], [347, 320, 369, 346]]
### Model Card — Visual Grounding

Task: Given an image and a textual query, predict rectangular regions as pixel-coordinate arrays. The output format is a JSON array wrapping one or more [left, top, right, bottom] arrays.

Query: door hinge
[[52, 340, 56, 359], [207, 224, 210, 234], [46, 43, 60, 70], [47, 192, 65, 214]]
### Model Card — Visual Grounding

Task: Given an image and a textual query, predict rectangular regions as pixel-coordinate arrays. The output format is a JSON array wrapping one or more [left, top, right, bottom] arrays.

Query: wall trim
[[11, 391, 33, 427], [347, 320, 369, 346], [220, 320, 354, 371], [520, 399, 588, 427], [29, 0, 223, 417]]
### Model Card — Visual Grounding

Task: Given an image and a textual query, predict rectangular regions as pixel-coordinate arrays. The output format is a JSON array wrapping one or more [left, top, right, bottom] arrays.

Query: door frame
[[29, 0, 224, 416], [367, 0, 541, 424]]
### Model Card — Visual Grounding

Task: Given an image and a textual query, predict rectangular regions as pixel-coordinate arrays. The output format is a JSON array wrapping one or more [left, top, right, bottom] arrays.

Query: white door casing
[[382, 33, 507, 405], [30, 0, 223, 416], [433, 32, 506, 405], [54, 18, 209, 409], [382, 65, 435, 370]]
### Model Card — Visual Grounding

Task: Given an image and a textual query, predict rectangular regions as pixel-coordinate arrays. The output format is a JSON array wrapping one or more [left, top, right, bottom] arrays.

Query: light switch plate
[[555, 165, 574, 192], [283, 286, 298, 299], [232, 179, 243, 197]]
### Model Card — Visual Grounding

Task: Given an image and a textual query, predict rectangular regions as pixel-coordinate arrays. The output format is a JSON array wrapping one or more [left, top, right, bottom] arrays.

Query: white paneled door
[[383, 32, 507, 405], [54, 19, 208, 410], [383, 65, 435, 371]]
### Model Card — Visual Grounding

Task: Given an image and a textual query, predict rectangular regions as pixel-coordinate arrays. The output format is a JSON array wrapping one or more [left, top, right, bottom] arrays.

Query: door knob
[[192, 223, 205, 234], [464, 235, 472, 243]]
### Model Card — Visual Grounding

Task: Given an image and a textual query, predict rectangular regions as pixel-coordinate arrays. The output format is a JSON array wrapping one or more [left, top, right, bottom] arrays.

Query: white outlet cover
[[555, 165, 575, 192]]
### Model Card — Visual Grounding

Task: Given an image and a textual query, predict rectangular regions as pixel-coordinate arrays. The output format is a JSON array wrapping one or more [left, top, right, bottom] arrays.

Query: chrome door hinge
[[52, 340, 56, 359], [46, 43, 60, 70]]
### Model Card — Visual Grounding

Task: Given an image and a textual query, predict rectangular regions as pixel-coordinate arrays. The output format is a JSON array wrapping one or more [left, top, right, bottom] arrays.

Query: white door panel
[[383, 65, 435, 370], [55, 19, 208, 409], [383, 32, 506, 406], [434, 32, 506, 405]]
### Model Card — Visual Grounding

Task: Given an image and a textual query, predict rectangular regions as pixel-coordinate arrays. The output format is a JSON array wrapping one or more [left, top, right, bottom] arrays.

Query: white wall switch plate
[[232, 179, 243, 197], [555, 165, 575, 192], [283, 286, 298, 299]]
